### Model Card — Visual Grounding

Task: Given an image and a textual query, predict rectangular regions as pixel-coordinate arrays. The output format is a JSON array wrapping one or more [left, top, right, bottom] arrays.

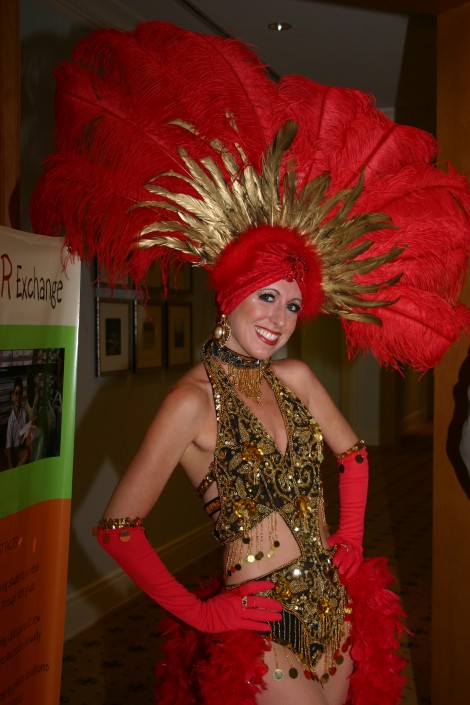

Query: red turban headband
[[209, 226, 324, 319]]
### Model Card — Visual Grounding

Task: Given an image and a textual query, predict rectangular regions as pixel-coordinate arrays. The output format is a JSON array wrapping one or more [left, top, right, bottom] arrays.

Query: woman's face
[[12, 385, 22, 412], [227, 279, 302, 359]]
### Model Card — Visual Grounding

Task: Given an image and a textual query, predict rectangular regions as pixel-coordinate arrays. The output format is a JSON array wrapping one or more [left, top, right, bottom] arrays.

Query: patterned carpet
[[61, 431, 432, 705]]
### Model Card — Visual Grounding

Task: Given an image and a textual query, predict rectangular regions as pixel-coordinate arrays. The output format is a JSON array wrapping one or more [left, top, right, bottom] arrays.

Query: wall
[[300, 316, 342, 408], [433, 4, 470, 702]]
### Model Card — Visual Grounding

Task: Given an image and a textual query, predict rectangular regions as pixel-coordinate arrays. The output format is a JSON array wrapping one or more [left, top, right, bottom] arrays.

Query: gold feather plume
[[135, 120, 403, 325]]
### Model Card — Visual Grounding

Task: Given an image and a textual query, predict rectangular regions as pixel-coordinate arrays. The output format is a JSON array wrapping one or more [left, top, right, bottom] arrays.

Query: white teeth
[[255, 327, 278, 341]]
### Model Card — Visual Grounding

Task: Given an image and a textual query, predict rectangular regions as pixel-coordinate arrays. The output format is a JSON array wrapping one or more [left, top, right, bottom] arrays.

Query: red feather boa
[[154, 559, 407, 705], [155, 577, 269, 705], [343, 558, 408, 705]]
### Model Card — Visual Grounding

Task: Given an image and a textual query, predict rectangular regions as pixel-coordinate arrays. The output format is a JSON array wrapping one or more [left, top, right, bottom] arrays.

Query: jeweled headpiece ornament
[[30, 21, 470, 370]]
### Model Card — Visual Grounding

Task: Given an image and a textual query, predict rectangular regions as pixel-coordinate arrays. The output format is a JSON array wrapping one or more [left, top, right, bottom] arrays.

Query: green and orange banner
[[0, 227, 80, 705]]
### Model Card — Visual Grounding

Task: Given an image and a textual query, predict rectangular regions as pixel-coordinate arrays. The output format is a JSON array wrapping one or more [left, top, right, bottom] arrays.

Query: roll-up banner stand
[[0, 227, 80, 705]]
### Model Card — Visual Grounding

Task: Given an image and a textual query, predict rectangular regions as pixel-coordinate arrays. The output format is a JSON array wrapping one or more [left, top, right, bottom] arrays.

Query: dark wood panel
[[0, 0, 20, 229], [433, 4, 470, 702]]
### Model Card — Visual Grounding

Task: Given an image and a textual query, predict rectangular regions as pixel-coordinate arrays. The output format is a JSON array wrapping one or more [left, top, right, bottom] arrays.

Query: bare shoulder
[[271, 357, 358, 453], [271, 357, 322, 406], [159, 361, 216, 467], [137, 361, 214, 460], [163, 362, 212, 417]]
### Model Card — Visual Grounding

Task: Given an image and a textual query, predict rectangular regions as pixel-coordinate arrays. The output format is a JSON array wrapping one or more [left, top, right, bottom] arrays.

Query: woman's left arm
[[326, 443, 368, 579]]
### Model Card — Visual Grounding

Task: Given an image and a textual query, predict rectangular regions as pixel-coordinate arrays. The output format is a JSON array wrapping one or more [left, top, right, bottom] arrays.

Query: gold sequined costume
[[199, 340, 349, 676]]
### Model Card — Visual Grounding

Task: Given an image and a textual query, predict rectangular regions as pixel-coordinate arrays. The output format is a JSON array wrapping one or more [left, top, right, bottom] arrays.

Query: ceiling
[[39, 0, 423, 111]]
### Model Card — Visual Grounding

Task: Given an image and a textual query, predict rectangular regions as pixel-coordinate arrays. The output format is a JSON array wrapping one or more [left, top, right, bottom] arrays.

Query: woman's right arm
[[96, 374, 283, 633], [102, 377, 209, 519]]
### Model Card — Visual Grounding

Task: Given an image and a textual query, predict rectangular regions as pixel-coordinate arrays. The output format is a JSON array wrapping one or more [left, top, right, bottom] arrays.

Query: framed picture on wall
[[96, 299, 131, 375], [166, 304, 192, 367], [135, 303, 163, 370]]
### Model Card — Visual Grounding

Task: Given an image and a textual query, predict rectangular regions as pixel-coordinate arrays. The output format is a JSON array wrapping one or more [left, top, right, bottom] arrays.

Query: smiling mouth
[[255, 326, 280, 344]]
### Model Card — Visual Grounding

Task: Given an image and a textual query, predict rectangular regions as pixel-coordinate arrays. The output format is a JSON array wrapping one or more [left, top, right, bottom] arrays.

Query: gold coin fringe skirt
[[155, 556, 407, 705]]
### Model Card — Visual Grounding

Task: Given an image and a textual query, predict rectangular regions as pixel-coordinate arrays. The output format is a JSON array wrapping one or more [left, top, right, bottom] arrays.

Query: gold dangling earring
[[213, 314, 231, 347]]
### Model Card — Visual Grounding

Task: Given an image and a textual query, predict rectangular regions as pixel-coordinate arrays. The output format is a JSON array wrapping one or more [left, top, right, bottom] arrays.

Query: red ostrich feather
[[30, 21, 470, 369]]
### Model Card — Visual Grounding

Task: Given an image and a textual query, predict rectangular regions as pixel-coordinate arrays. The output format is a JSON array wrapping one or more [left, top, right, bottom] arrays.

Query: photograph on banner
[[0, 348, 65, 472]]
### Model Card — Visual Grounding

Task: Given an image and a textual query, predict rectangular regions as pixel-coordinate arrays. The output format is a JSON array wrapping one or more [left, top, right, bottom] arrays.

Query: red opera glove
[[95, 521, 282, 633], [327, 441, 368, 579]]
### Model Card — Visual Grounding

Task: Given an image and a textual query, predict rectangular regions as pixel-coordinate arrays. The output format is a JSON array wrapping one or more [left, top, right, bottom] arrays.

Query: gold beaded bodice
[[202, 344, 349, 675], [203, 349, 325, 548]]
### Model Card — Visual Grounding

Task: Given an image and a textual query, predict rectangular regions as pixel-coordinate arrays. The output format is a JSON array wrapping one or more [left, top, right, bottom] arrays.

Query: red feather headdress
[[30, 21, 470, 370]]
